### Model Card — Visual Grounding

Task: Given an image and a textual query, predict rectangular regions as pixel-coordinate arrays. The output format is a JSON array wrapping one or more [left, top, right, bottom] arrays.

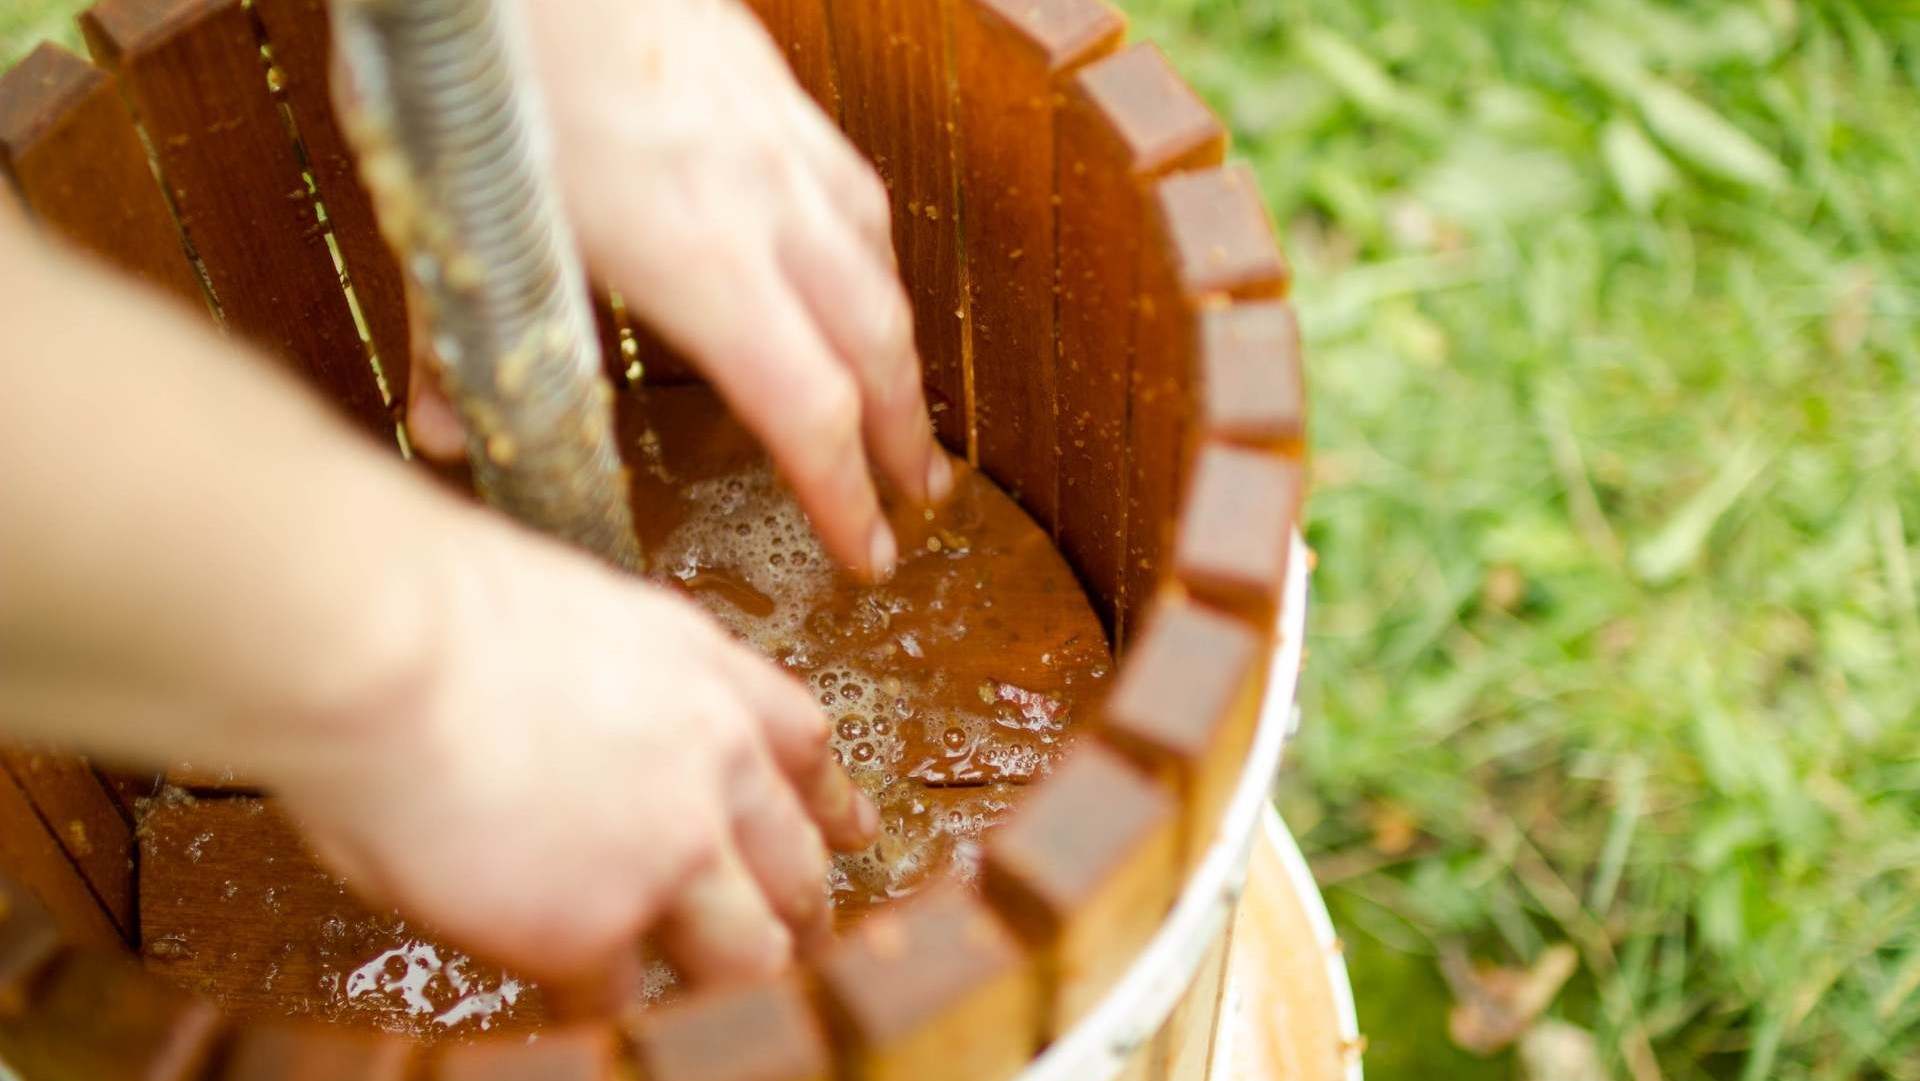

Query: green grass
[[7, 1, 1919, 1079], [1114, 1, 1920, 1078]]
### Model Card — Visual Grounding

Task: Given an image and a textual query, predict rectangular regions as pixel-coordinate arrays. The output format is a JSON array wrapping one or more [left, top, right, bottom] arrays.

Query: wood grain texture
[[1097, 591, 1264, 865], [1216, 822, 1353, 1081], [0, 748, 134, 942], [217, 1021, 413, 1081], [743, 0, 840, 114], [826, 0, 968, 451], [814, 887, 1037, 1081], [628, 976, 831, 1081], [981, 740, 1176, 1036], [1053, 42, 1224, 634], [138, 798, 546, 1035], [0, 764, 119, 949], [1123, 162, 1284, 642], [951, 0, 1123, 529], [1173, 442, 1300, 626], [252, 0, 408, 422], [0, 951, 223, 1081], [1152, 921, 1231, 1081], [0, 41, 202, 307], [0, 872, 66, 1016], [1196, 299, 1304, 454], [82, 0, 389, 438]]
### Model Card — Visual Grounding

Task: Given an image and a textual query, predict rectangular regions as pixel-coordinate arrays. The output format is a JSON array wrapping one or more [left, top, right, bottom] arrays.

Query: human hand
[[272, 510, 878, 995], [400, 0, 950, 581]]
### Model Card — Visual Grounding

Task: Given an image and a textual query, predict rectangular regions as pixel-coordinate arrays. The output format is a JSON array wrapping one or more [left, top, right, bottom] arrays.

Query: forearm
[[0, 220, 466, 779]]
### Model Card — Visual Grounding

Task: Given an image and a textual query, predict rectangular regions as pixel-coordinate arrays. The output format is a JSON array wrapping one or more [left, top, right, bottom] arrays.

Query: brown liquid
[[138, 384, 1111, 1036]]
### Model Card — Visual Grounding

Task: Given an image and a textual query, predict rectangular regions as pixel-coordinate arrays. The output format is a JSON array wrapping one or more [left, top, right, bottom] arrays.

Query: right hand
[[272, 510, 877, 996], [390, 0, 951, 582]]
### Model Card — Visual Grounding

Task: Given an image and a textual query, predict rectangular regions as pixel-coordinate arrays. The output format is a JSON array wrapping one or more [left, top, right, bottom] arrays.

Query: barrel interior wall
[[0, 1, 1307, 1079]]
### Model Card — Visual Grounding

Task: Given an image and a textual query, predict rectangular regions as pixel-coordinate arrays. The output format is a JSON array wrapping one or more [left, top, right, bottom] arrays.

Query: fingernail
[[855, 791, 881, 842], [868, 521, 897, 580], [926, 451, 954, 504]]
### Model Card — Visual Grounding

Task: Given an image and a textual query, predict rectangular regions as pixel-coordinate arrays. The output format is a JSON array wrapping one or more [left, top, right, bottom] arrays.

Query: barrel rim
[[1016, 530, 1311, 1081]]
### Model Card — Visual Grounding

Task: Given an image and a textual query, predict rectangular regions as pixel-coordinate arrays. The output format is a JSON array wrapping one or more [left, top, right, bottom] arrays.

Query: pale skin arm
[[0, 214, 876, 992]]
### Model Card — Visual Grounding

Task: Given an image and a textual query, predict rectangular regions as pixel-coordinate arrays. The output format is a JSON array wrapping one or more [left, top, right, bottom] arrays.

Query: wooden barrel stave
[[0, 0, 1330, 1077]]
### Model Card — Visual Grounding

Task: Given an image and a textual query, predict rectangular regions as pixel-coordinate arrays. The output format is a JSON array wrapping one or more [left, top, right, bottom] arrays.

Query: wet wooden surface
[[1053, 42, 1224, 637], [1196, 299, 1305, 455], [620, 384, 1112, 923], [139, 797, 550, 1039], [952, 0, 1124, 531], [825, 0, 968, 450], [129, 385, 1110, 1040], [0, 949, 224, 1081], [627, 976, 832, 1081], [744, 0, 840, 115]]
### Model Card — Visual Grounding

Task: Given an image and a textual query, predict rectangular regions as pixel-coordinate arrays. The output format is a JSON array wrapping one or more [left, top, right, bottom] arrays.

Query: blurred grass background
[[5, 1, 1918, 1079], [1111, 1, 1919, 1079]]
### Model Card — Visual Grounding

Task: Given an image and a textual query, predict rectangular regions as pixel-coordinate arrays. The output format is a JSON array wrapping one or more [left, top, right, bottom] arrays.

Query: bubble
[[837, 718, 867, 741], [941, 726, 968, 750], [852, 742, 877, 763]]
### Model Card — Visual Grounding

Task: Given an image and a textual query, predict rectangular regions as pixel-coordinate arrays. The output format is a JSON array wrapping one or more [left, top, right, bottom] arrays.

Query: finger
[[783, 95, 894, 264], [615, 250, 896, 580], [711, 640, 879, 850], [779, 190, 950, 508], [728, 754, 834, 952], [656, 841, 793, 986], [402, 278, 465, 461]]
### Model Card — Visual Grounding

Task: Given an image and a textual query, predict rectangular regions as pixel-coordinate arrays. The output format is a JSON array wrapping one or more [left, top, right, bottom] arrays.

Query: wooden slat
[[1053, 42, 1224, 634], [252, 0, 409, 421], [1, 748, 134, 941], [743, 0, 840, 114], [814, 887, 1037, 1081], [1173, 442, 1300, 627], [82, 0, 390, 438], [0, 764, 118, 949], [427, 1027, 618, 1081], [1217, 820, 1354, 1081], [1123, 162, 1285, 640], [0, 951, 224, 1081], [628, 976, 832, 1081], [951, 0, 1123, 529], [1097, 591, 1264, 865], [1197, 299, 1304, 455], [1152, 921, 1231, 1080], [0, 41, 202, 306], [826, 0, 967, 450], [0, 872, 66, 1016], [218, 1021, 413, 1081], [981, 741, 1177, 1035]]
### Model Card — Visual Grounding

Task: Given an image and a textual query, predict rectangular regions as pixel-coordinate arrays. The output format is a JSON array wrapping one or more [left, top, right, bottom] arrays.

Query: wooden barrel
[[0, 1, 1343, 1079]]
